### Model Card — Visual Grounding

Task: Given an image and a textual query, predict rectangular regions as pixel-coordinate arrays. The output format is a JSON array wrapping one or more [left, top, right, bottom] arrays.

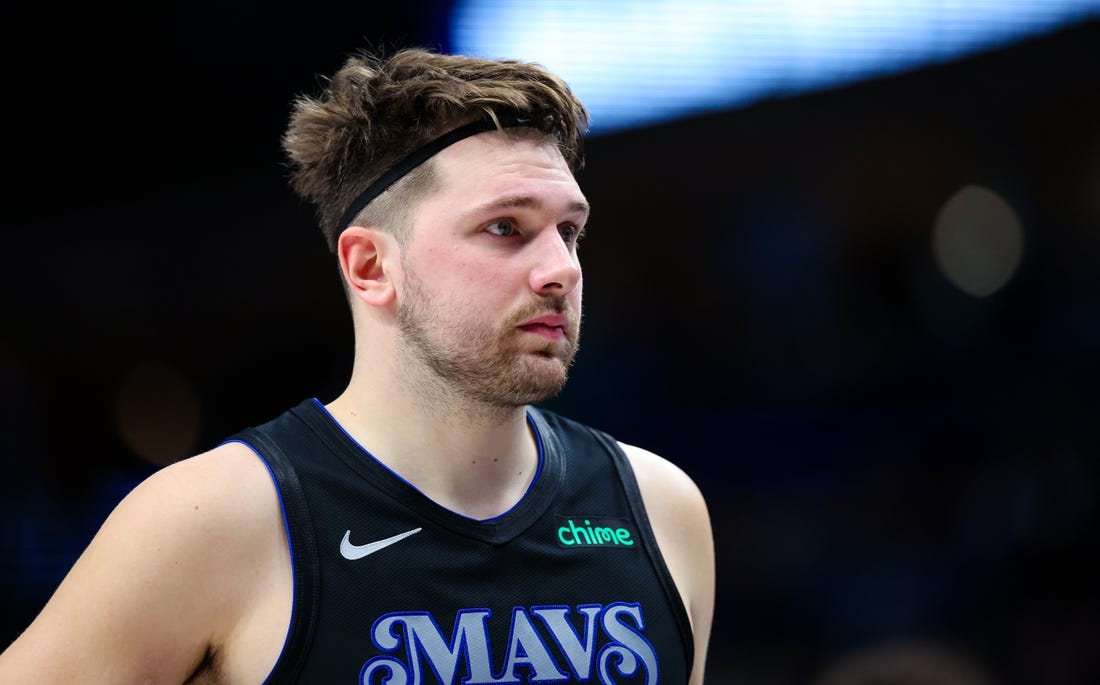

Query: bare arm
[[0, 442, 290, 684], [620, 442, 716, 685]]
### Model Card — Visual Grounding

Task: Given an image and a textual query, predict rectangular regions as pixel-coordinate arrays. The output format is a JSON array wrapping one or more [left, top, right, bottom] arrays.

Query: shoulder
[[111, 440, 290, 625], [109, 441, 283, 562], [532, 408, 709, 521], [616, 442, 713, 555], [617, 442, 706, 507], [0, 441, 288, 683], [101, 439, 284, 594], [133, 440, 278, 522]]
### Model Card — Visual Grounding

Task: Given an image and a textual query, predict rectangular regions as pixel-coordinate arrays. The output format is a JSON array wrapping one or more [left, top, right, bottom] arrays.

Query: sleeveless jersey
[[225, 398, 693, 684]]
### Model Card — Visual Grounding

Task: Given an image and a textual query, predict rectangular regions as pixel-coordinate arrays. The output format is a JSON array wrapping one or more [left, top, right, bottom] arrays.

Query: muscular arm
[[0, 442, 290, 684], [620, 442, 716, 685]]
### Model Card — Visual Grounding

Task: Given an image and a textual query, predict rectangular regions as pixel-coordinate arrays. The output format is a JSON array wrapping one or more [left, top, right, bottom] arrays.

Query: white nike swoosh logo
[[340, 527, 422, 560]]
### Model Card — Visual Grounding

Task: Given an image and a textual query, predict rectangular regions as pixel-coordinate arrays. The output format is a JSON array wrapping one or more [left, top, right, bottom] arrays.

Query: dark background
[[2, 4, 1098, 684]]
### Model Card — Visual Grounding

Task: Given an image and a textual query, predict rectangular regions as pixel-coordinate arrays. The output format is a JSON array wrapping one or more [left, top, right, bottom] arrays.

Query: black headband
[[336, 113, 536, 232]]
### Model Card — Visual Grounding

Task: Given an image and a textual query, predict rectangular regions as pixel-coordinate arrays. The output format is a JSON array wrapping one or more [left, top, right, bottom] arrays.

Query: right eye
[[485, 219, 518, 237]]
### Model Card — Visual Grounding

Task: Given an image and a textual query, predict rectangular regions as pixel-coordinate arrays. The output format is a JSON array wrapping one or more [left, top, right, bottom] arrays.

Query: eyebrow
[[470, 194, 591, 219]]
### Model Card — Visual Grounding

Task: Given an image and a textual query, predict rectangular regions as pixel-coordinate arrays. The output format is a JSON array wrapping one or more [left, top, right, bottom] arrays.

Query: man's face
[[395, 131, 589, 408]]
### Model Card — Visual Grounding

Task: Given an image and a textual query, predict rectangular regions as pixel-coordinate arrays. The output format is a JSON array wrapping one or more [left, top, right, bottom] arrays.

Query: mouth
[[517, 313, 571, 341]]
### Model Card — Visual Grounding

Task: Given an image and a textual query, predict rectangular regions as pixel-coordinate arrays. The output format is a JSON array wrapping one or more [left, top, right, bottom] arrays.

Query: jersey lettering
[[360, 602, 657, 684]]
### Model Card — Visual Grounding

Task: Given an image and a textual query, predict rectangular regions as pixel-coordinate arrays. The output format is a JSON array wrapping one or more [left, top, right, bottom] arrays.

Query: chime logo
[[556, 516, 637, 548]]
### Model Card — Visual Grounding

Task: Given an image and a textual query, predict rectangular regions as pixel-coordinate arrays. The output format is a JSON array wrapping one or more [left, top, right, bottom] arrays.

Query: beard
[[396, 266, 581, 409]]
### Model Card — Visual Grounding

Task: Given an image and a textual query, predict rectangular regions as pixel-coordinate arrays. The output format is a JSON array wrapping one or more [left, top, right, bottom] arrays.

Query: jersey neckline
[[288, 398, 566, 545]]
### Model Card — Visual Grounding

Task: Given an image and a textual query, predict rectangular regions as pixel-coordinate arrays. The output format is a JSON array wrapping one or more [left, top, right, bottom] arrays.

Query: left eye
[[486, 219, 517, 237], [559, 224, 582, 244]]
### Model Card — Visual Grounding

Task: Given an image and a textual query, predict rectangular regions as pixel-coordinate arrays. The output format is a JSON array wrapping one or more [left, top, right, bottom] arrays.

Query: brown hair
[[282, 47, 589, 251]]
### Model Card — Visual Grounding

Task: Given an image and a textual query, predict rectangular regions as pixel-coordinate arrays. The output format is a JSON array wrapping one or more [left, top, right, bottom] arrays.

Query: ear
[[337, 226, 398, 307]]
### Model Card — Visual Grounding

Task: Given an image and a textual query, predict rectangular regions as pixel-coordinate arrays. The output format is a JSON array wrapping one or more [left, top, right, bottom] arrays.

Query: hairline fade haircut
[[281, 47, 589, 252]]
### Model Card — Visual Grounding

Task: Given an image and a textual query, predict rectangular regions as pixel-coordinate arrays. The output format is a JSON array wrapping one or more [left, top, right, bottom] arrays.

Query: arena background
[[2, 3, 1098, 683]]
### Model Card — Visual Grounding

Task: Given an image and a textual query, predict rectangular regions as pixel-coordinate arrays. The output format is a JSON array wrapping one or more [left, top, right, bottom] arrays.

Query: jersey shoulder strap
[[225, 409, 322, 685]]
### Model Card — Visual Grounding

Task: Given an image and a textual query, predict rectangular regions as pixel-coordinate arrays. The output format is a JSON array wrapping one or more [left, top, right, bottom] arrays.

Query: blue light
[[452, 0, 1100, 134]]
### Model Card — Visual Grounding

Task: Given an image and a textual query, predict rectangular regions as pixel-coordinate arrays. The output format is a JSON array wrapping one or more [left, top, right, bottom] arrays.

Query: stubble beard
[[396, 267, 581, 412]]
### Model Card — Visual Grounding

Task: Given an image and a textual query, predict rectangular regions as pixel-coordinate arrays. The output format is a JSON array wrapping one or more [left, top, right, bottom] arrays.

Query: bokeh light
[[114, 360, 201, 465], [932, 185, 1025, 298]]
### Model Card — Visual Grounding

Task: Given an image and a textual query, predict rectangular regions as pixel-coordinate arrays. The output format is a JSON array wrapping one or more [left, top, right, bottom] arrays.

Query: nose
[[529, 227, 582, 296]]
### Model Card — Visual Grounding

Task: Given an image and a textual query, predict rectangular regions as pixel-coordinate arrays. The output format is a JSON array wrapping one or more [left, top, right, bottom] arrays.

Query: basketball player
[[0, 47, 715, 684]]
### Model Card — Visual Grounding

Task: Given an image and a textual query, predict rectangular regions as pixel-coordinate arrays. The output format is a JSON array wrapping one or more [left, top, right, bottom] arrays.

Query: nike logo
[[340, 527, 422, 560]]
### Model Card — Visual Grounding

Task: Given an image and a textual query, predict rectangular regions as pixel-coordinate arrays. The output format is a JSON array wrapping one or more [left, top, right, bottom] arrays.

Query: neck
[[326, 367, 540, 520]]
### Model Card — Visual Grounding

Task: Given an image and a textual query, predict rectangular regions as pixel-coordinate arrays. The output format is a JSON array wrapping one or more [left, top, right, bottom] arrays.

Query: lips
[[517, 313, 571, 340]]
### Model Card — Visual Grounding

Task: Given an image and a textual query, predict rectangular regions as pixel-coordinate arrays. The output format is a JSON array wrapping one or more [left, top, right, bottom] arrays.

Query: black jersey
[[225, 398, 693, 684]]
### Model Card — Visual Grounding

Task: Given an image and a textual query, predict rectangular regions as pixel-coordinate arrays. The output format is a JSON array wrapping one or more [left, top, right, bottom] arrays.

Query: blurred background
[[2, 1, 1098, 683]]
